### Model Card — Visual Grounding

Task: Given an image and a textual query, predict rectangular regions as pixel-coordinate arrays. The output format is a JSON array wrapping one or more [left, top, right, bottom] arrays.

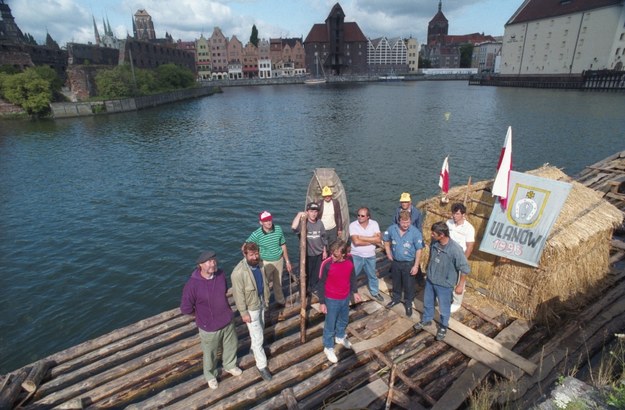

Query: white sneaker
[[335, 337, 352, 349], [225, 367, 242, 376], [207, 378, 218, 389], [324, 347, 338, 363]]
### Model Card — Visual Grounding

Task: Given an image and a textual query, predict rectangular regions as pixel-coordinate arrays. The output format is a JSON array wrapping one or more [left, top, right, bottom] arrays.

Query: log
[[502, 283, 625, 406], [385, 365, 397, 410], [43, 308, 184, 368], [460, 302, 503, 329], [299, 213, 308, 343], [432, 319, 531, 410], [36, 321, 197, 398], [281, 387, 299, 410], [250, 349, 377, 410], [21, 360, 51, 393], [28, 339, 201, 409], [49, 314, 194, 378], [611, 239, 625, 251], [166, 308, 374, 409], [0, 368, 28, 410]]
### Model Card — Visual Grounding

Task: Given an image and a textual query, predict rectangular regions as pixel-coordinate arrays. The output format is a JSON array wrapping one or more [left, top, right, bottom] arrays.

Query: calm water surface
[[1, 81, 624, 372]]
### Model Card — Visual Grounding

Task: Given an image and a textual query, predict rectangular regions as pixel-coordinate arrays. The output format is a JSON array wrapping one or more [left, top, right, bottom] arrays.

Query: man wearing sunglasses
[[349, 207, 384, 302]]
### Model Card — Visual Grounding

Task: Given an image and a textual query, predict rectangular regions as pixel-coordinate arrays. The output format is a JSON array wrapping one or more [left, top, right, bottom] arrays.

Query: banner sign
[[479, 171, 572, 267]]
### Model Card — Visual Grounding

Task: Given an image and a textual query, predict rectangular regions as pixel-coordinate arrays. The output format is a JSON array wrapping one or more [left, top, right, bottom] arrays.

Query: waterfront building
[[258, 39, 272, 78], [473, 41, 502, 73], [303, 3, 368, 75], [133, 9, 156, 41], [210, 27, 228, 79], [227, 35, 244, 79], [0, 0, 67, 77], [367, 37, 409, 74], [196, 34, 211, 80], [500, 0, 625, 75], [243, 41, 259, 78], [406, 37, 420, 73], [269, 37, 305, 76], [421, 0, 497, 69]]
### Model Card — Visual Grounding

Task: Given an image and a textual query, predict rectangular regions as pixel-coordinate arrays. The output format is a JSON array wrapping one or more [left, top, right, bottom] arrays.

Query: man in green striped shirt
[[245, 211, 292, 306]]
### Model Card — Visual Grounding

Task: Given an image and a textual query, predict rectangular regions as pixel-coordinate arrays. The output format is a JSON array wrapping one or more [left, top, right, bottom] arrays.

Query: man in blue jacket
[[180, 250, 241, 390], [414, 222, 470, 341]]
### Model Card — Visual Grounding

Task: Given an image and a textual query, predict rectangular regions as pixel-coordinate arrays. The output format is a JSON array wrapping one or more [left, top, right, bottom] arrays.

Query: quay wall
[[469, 70, 625, 91], [50, 86, 221, 119]]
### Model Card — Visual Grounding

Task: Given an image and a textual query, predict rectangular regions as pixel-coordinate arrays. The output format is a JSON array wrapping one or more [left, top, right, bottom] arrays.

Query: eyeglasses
[[357, 214, 367, 217]]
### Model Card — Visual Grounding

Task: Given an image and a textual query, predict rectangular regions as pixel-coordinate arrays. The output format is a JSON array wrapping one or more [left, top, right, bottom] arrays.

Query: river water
[[1, 81, 624, 373]]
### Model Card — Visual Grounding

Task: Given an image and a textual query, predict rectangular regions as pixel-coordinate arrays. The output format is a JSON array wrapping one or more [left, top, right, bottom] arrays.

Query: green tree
[[0, 65, 20, 75], [95, 64, 135, 98], [250, 24, 259, 47], [32, 66, 63, 94], [2, 69, 52, 116], [459, 44, 474, 68], [155, 64, 195, 90]]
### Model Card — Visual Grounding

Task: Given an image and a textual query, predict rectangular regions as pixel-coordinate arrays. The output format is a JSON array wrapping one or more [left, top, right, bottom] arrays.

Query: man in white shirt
[[446, 203, 475, 312], [349, 207, 384, 302]]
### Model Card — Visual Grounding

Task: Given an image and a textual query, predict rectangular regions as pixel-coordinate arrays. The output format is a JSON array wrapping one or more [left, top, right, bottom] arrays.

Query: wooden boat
[[305, 168, 350, 241]]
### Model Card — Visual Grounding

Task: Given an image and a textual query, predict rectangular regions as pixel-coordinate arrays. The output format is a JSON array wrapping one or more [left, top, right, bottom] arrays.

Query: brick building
[[304, 3, 368, 75]]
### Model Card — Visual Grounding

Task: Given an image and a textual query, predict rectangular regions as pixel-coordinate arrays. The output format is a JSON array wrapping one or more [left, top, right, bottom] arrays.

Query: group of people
[[180, 186, 476, 389]]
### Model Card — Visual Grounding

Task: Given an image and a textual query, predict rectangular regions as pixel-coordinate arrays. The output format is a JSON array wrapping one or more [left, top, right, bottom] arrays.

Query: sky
[[6, 0, 522, 47]]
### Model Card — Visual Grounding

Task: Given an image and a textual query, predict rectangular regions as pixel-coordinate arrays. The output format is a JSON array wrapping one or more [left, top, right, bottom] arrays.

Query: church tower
[[133, 9, 156, 41], [0, 0, 25, 44], [427, 0, 448, 46]]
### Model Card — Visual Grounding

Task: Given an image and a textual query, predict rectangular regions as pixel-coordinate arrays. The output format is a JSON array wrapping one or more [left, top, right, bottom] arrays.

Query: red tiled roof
[[508, 0, 623, 25], [446, 33, 497, 45], [304, 22, 367, 43]]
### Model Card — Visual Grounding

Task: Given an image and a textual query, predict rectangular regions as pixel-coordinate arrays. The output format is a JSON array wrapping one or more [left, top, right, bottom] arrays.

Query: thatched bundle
[[417, 166, 624, 324]]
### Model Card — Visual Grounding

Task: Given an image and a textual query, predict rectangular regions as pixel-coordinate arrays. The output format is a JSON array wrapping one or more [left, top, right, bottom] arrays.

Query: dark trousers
[[306, 253, 323, 293], [390, 260, 416, 305]]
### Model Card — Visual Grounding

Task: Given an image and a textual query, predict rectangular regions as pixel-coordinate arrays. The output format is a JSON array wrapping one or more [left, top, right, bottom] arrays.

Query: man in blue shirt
[[383, 210, 424, 317], [414, 222, 470, 341]]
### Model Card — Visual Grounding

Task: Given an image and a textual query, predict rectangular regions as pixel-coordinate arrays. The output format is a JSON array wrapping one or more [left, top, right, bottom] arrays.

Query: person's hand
[[386, 253, 393, 261], [353, 293, 362, 303], [454, 284, 464, 295], [320, 304, 327, 314], [410, 266, 418, 275], [241, 313, 251, 323], [285, 260, 293, 274]]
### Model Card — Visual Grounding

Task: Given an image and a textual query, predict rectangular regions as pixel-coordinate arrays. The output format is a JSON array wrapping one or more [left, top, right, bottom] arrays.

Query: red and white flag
[[492, 126, 512, 209], [439, 156, 449, 194]]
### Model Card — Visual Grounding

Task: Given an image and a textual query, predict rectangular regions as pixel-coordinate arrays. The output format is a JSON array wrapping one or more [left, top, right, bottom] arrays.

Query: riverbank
[[49, 85, 222, 119]]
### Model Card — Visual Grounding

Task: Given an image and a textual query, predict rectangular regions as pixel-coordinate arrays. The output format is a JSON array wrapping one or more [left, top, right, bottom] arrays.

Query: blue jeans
[[352, 255, 379, 296], [422, 279, 453, 328], [323, 297, 349, 348]]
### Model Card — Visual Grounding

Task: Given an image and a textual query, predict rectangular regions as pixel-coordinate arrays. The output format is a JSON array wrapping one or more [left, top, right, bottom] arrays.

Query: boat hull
[[305, 168, 350, 241]]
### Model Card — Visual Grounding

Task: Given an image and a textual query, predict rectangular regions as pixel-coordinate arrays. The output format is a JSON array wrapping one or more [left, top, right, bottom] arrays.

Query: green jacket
[[231, 258, 270, 317]]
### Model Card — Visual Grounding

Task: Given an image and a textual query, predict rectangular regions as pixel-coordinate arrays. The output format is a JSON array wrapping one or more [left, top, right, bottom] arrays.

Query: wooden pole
[[463, 176, 472, 206], [299, 214, 308, 343]]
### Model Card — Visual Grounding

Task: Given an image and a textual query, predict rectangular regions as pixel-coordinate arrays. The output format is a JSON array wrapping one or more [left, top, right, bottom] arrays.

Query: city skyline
[[8, 0, 520, 47]]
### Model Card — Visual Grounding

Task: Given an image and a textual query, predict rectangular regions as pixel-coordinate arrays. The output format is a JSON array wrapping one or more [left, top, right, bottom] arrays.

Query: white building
[[367, 37, 409, 73], [474, 41, 502, 73], [500, 0, 625, 75]]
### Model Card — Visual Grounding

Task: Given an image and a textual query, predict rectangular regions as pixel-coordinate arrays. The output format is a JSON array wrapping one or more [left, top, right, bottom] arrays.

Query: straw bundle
[[417, 166, 623, 324]]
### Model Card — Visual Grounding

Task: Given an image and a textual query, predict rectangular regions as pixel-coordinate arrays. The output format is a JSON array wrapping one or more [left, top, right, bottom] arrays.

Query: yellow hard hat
[[322, 186, 332, 196], [399, 192, 411, 202]]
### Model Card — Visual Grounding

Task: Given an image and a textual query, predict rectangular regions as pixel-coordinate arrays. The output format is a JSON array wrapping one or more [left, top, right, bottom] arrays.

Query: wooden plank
[[325, 378, 388, 409], [612, 239, 625, 251], [379, 279, 536, 376], [352, 319, 414, 353], [431, 319, 532, 410]]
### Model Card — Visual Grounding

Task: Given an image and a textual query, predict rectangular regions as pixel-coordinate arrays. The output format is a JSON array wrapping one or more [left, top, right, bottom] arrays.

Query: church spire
[[438, 0, 442, 12], [93, 15, 101, 45]]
